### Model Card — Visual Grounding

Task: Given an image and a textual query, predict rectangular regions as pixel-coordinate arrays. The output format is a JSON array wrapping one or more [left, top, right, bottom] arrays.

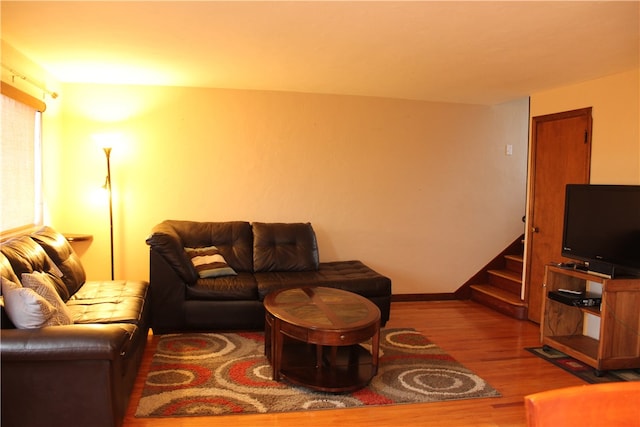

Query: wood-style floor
[[123, 300, 586, 427]]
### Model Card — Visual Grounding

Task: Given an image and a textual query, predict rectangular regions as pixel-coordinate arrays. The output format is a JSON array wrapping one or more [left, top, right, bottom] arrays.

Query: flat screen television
[[561, 184, 640, 278]]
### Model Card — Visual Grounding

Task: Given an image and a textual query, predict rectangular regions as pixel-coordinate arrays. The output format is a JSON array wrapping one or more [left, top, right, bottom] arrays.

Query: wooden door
[[525, 108, 592, 323]]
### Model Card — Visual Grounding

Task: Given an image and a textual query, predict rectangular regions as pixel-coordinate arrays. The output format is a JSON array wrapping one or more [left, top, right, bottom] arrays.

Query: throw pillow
[[185, 246, 238, 278], [1, 277, 57, 329], [21, 271, 73, 326]]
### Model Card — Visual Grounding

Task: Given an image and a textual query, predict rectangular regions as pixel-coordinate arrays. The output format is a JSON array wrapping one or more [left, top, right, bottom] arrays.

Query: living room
[[1, 1, 639, 426], [2, 2, 637, 298]]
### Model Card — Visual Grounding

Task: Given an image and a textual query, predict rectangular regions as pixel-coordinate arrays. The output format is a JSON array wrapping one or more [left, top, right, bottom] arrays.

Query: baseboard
[[391, 293, 457, 302]]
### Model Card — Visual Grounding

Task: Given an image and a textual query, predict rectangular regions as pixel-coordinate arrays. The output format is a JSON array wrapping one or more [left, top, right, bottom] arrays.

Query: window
[[1, 91, 43, 232]]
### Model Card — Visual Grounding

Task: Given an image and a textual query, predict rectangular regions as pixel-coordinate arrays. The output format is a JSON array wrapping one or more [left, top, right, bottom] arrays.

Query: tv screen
[[562, 184, 640, 278]]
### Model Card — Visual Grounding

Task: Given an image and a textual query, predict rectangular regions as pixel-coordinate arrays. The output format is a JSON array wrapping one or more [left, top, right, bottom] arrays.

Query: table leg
[[272, 318, 283, 381], [264, 313, 272, 360], [371, 323, 380, 375]]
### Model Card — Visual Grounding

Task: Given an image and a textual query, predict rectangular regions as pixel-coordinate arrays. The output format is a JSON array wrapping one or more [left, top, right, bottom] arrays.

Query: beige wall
[[50, 84, 529, 294], [522, 69, 640, 297], [4, 49, 636, 298], [530, 68, 640, 184]]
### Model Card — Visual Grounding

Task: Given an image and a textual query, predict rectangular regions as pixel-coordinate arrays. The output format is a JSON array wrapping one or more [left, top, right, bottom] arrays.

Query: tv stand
[[541, 265, 640, 374], [556, 262, 588, 272]]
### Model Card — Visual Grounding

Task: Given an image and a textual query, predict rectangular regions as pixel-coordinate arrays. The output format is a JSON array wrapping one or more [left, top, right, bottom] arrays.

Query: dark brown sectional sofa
[[0, 226, 150, 427], [146, 220, 392, 333]]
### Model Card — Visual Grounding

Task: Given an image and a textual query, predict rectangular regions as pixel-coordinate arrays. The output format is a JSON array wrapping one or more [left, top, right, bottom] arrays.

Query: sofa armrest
[[146, 221, 198, 283], [148, 248, 188, 333], [0, 324, 134, 361]]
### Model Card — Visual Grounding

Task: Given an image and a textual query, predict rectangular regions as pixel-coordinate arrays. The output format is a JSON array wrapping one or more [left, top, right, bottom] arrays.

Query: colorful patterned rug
[[135, 328, 500, 417], [527, 347, 640, 383]]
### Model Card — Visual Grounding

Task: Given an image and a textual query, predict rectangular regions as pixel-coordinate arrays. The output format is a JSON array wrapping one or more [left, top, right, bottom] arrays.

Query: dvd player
[[548, 290, 602, 307]]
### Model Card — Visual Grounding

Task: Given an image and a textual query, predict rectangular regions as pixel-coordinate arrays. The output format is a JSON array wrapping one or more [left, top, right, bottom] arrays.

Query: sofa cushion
[[70, 280, 149, 301], [1, 235, 70, 300], [1, 277, 59, 328], [252, 222, 319, 272], [0, 252, 20, 283], [186, 272, 258, 301], [185, 246, 237, 278], [31, 226, 86, 296], [67, 280, 149, 324], [255, 260, 392, 300], [20, 272, 74, 326]]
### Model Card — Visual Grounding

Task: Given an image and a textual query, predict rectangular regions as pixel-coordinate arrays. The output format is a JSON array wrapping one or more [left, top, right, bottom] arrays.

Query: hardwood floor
[[123, 300, 585, 427]]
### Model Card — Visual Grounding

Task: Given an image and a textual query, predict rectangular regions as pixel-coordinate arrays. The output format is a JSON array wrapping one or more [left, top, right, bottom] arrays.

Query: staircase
[[467, 235, 528, 320]]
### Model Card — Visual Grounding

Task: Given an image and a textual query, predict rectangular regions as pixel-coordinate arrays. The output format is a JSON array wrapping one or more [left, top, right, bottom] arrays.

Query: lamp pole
[[103, 147, 114, 280]]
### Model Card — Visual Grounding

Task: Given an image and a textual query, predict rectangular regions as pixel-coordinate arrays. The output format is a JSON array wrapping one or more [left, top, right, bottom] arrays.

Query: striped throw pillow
[[185, 246, 238, 278]]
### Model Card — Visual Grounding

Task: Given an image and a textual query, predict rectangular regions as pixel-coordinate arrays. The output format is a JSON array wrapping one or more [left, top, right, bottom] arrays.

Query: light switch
[[505, 144, 513, 156]]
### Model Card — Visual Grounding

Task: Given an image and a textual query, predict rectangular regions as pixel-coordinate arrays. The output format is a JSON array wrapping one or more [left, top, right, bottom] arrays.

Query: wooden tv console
[[541, 264, 640, 375]]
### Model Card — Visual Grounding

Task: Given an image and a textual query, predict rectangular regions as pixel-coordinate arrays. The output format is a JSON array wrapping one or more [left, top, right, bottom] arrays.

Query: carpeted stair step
[[470, 284, 527, 320]]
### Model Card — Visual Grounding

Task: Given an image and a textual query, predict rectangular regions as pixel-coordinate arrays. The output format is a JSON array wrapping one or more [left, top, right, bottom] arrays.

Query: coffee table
[[263, 286, 381, 393]]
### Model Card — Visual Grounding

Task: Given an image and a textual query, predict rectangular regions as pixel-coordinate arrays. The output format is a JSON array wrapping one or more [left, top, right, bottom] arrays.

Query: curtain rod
[[1, 63, 58, 99]]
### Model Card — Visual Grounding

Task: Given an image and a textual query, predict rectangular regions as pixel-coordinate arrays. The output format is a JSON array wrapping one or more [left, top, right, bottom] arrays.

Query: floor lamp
[[103, 147, 114, 280]]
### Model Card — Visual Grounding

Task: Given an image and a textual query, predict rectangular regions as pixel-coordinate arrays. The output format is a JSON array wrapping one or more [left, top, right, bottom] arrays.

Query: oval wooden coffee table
[[264, 286, 381, 393]]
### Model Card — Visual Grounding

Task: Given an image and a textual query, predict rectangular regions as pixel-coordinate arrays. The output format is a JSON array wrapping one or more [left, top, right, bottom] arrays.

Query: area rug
[[136, 328, 500, 417], [527, 347, 640, 383]]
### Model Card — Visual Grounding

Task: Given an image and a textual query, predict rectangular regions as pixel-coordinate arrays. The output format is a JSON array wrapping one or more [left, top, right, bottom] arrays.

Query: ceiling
[[1, 1, 639, 105]]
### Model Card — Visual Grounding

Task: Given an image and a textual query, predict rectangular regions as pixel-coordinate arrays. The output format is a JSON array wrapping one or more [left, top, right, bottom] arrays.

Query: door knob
[[532, 226, 540, 233]]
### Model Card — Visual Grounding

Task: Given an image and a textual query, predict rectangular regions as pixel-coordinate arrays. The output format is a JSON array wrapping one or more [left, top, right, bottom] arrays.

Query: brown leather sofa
[[0, 226, 150, 427], [146, 220, 392, 333]]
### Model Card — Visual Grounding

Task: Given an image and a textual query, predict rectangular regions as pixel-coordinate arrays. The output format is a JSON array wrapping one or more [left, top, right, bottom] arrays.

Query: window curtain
[[1, 92, 42, 232]]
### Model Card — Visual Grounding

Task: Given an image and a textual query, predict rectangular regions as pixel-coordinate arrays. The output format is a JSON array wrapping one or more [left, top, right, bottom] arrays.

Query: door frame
[[523, 107, 592, 321]]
